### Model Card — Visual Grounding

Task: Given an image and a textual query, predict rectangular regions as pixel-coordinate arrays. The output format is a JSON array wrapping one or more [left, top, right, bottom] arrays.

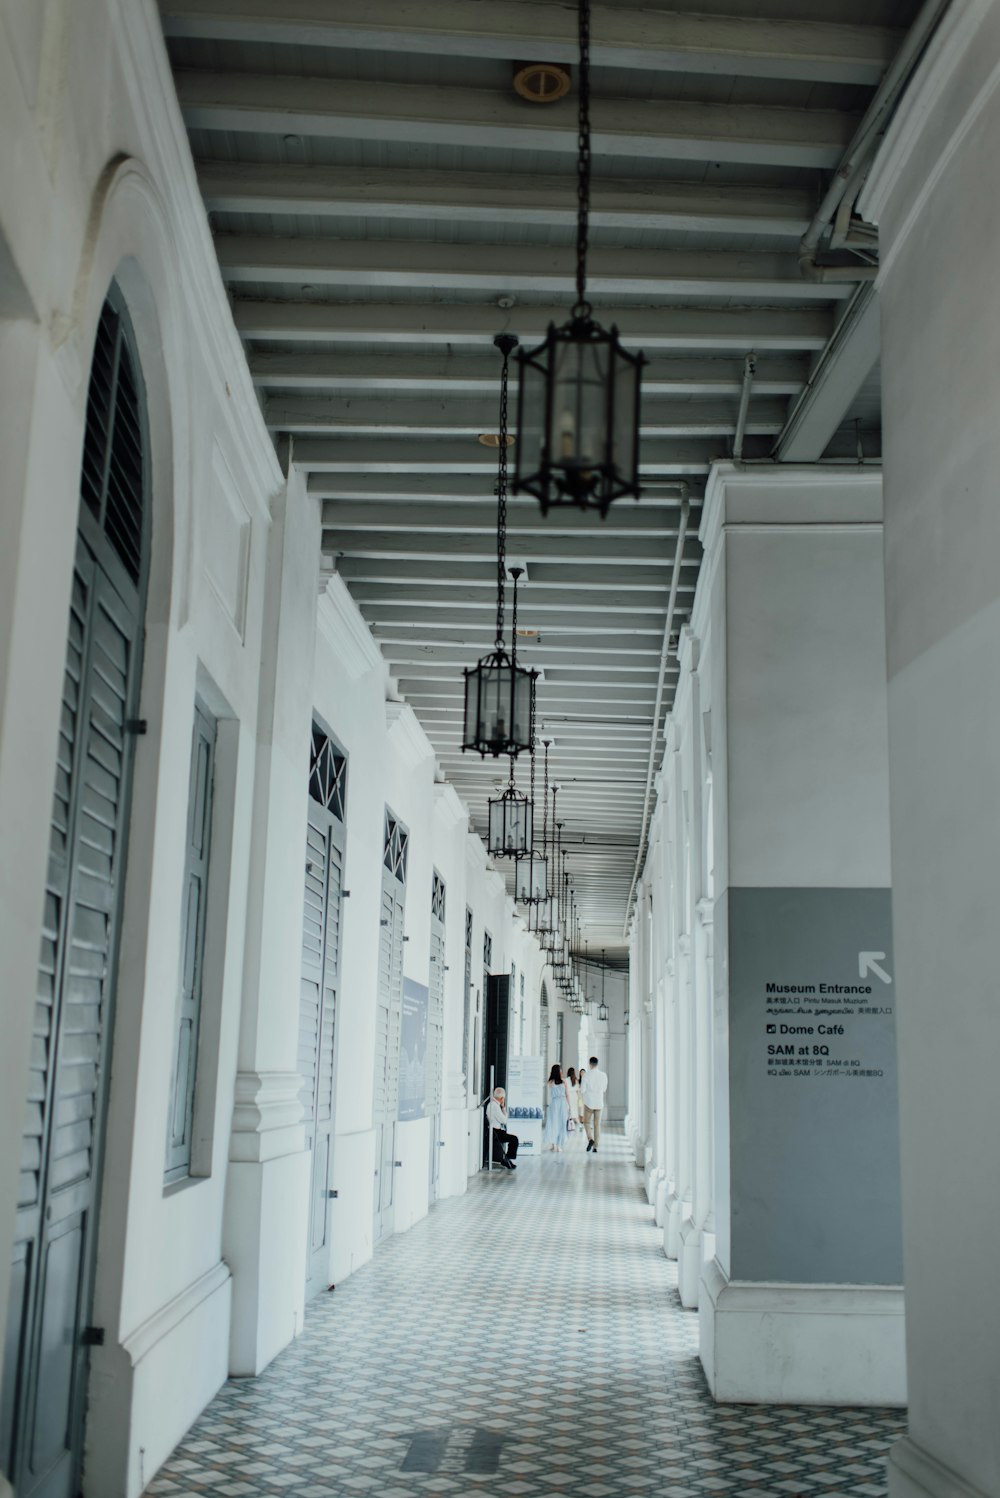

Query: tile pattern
[[145, 1130, 905, 1497]]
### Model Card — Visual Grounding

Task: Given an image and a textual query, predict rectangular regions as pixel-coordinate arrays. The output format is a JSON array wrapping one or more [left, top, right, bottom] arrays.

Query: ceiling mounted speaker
[[513, 61, 572, 103]]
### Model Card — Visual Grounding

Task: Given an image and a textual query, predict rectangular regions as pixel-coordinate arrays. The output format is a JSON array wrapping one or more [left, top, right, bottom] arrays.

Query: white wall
[[0, 5, 551, 1495], [861, 6, 1000, 1493], [311, 579, 550, 1282]]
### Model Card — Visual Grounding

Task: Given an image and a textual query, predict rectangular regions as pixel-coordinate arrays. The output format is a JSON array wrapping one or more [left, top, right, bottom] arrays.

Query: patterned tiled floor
[[146, 1129, 905, 1497]]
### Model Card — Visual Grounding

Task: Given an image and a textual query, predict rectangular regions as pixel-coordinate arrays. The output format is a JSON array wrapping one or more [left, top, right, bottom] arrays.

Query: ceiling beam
[[352, 588, 688, 615], [773, 285, 881, 463], [332, 560, 700, 587], [354, 596, 682, 626], [236, 300, 834, 350], [309, 475, 700, 503], [199, 161, 814, 239], [321, 499, 698, 538], [269, 394, 789, 437], [304, 436, 722, 475], [322, 529, 701, 563], [254, 350, 808, 396], [175, 71, 859, 170], [215, 234, 849, 304], [161, 1, 898, 85]]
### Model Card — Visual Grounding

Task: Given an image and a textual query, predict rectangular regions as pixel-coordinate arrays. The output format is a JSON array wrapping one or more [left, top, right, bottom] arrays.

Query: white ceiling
[[158, 0, 914, 956]]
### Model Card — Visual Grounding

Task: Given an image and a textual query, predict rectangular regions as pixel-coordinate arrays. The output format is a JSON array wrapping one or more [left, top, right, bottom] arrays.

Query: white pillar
[[223, 456, 317, 1376], [860, 10, 1000, 1490], [679, 639, 711, 1307], [696, 464, 903, 1407]]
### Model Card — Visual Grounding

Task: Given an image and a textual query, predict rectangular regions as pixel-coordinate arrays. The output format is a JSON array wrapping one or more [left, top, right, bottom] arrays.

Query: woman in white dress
[[542, 1064, 572, 1151], [565, 1067, 581, 1135]]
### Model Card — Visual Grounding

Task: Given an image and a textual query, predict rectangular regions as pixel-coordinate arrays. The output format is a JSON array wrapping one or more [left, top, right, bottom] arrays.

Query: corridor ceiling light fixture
[[463, 335, 537, 758], [598, 948, 609, 1024], [488, 755, 533, 857], [513, 0, 644, 518], [516, 740, 549, 903]]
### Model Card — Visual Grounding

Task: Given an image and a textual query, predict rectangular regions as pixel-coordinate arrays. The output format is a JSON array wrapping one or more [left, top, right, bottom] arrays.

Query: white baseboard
[[86, 1262, 231, 1498], [700, 1256, 906, 1406], [888, 1436, 991, 1498]]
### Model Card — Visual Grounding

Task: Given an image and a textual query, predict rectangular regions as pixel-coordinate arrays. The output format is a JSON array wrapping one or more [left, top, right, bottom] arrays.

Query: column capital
[[230, 1071, 305, 1164]]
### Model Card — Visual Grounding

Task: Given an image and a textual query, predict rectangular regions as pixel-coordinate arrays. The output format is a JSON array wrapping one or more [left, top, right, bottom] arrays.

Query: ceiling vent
[[513, 61, 572, 103]]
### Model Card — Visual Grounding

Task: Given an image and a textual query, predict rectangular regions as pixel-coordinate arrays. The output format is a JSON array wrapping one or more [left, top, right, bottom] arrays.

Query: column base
[[664, 1190, 683, 1260], [699, 1257, 906, 1406], [644, 1161, 664, 1208], [223, 1071, 309, 1377], [653, 1172, 669, 1224], [888, 1436, 990, 1498], [678, 1216, 702, 1309]]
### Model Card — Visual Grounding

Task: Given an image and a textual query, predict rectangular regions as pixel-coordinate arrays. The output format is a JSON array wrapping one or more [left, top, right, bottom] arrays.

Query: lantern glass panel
[[552, 333, 609, 480], [479, 660, 509, 748], [511, 667, 534, 748], [516, 855, 547, 903], [488, 792, 532, 856], [613, 343, 641, 489], [517, 344, 548, 490]]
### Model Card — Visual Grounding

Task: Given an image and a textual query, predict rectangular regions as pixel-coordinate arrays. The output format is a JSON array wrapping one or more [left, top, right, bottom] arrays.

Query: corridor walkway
[[146, 1131, 904, 1497]]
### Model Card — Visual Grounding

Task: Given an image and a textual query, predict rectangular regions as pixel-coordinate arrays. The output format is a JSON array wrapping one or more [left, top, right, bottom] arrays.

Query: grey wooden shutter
[[6, 554, 141, 1492], [374, 812, 406, 1236], [299, 726, 347, 1294], [462, 907, 473, 1103], [5, 286, 149, 1498], [427, 873, 446, 1116], [165, 704, 216, 1182]]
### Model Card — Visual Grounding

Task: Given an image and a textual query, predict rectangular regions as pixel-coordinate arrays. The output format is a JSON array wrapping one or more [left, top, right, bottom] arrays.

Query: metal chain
[[495, 340, 511, 647], [542, 741, 550, 856], [529, 735, 536, 820], [575, 0, 592, 316]]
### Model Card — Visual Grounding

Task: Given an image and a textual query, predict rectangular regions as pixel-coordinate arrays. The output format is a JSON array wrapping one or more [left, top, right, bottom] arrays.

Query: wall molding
[[122, 1261, 231, 1368], [887, 1435, 990, 1498], [433, 780, 468, 830], [317, 575, 384, 681], [859, 0, 994, 230], [114, 2, 281, 492], [700, 1256, 906, 1406], [229, 1071, 305, 1164], [385, 698, 435, 765]]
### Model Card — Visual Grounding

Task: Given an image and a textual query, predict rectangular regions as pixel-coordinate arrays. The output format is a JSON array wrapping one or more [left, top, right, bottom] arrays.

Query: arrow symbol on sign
[[859, 951, 892, 985]]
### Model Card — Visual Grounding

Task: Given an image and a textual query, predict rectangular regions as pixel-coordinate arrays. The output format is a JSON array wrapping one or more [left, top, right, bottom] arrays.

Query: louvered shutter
[[165, 706, 216, 1180], [299, 727, 347, 1295]]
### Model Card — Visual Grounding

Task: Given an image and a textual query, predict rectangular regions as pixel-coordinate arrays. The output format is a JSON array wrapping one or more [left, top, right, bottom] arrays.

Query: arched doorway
[[2, 286, 150, 1498]]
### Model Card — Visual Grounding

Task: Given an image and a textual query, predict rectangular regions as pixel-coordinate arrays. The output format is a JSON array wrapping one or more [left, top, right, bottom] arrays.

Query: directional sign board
[[727, 886, 901, 1285]]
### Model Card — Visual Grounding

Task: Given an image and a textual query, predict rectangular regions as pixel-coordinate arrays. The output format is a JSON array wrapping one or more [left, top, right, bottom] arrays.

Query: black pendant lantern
[[488, 757, 533, 857], [516, 739, 549, 904], [514, 0, 644, 517], [598, 949, 609, 1023], [463, 338, 537, 756]]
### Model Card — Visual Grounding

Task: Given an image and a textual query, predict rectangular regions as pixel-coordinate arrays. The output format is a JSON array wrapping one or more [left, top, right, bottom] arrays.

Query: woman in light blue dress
[[543, 1063, 571, 1152]]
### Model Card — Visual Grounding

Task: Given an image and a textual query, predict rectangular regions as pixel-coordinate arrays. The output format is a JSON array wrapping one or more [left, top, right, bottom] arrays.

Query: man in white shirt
[[485, 1087, 518, 1170], [580, 1056, 608, 1153]]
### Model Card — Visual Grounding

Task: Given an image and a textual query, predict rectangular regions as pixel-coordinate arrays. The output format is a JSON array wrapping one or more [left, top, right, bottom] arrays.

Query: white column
[[679, 637, 710, 1307], [860, 10, 1000, 1491], [223, 457, 317, 1376], [696, 463, 903, 1406]]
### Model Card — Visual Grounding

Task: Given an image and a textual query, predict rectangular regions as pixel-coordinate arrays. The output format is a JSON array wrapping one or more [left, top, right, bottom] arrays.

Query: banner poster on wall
[[398, 977, 429, 1121]]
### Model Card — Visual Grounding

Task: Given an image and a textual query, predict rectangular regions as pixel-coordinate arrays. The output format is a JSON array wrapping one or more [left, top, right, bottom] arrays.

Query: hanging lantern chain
[[542, 741, 550, 857], [575, 0, 592, 317], [494, 335, 515, 648]]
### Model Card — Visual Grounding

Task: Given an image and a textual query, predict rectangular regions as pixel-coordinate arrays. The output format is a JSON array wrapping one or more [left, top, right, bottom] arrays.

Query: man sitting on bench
[[486, 1087, 519, 1170]]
